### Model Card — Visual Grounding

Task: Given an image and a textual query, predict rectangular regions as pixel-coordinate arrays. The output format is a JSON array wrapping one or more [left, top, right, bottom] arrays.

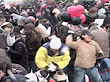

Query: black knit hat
[[59, 11, 71, 22], [81, 29, 91, 36], [71, 16, 82, 25]]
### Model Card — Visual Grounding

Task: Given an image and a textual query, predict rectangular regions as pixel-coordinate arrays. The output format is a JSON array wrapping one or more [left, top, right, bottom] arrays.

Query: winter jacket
[[35, 43, 71, 70], [7, 38, 29, 71], [89, 23, 109, 58], [0, 35, 7, 49], [91, 28, 109, 59], [0, 49, 12, 76], [66, 39, 104, 68]]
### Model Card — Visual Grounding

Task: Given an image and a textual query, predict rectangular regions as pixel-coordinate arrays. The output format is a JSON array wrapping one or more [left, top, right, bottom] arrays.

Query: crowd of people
[[0, 0, 110, 82]]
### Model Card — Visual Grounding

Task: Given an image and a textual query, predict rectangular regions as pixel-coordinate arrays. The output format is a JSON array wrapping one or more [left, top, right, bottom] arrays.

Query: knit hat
[[71, 16, 82, 25], [50, 37, 62, 50], [81, 29, 91, 36], [59, 11, 71, 22], [27, 16, 36, 24]]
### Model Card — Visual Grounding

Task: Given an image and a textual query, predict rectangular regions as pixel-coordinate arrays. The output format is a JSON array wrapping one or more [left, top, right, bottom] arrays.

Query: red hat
[[27, 16, 36, 24]]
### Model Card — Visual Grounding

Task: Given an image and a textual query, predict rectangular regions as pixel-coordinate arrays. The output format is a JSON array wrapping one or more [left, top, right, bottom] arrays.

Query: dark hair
[[81, 29, 91, 36], [71, 16, 82, 25], [59, 11, 71, 22], [80, 29, 91, 40]]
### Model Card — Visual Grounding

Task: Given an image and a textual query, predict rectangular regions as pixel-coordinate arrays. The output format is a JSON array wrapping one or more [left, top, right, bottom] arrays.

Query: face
[[4, 26, 12, 33], [0, 70, 4, 79], [0, 18, 6, 26], [83, 34, 92, 42], [51, 49, 59, 54], [26, 9, 30, 12], [104, 5, 109, 10]]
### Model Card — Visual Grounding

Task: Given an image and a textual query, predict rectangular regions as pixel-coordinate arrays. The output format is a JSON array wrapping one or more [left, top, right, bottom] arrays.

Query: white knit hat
[[50, 37, 62, 50]]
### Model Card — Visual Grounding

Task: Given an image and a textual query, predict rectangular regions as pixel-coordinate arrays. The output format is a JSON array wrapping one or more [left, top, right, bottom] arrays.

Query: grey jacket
[[90, 25, 109, 58]]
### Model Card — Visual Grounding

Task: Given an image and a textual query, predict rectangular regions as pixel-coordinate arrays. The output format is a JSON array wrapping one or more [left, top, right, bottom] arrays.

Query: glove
[[96, 53, 103, 57], [35, 70, 49, 82], [67, 30, 78, 41], [46, 62, 58, 72], [40, 70, 49, 78]]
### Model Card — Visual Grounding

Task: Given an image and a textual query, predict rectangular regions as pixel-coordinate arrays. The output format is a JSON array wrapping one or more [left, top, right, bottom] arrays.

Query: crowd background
[[0, 0, 110, 82]]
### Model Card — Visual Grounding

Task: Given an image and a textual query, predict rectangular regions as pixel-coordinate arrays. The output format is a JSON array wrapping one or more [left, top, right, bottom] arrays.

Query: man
[[35, 37, 71, 71], [66, 29, 103, 82], [89, 23, 109, 59], [0, 22, 15, 49]]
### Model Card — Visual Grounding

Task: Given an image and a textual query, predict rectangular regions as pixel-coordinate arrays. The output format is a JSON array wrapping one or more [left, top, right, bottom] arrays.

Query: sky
[[3, 0, 25, 5]]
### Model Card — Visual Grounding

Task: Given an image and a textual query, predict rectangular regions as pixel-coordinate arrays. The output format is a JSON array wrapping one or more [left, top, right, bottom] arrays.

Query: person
[[66, 29, 104, 82], [0, 48, 12, 82], [35, 37, 71, 78], [21, 23, 42, 72], [7, 35, 29, 72], [89, 22, 109, 59]]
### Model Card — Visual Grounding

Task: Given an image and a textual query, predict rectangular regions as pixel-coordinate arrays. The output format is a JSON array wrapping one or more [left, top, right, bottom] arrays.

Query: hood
[[88, 22, 99, 31]]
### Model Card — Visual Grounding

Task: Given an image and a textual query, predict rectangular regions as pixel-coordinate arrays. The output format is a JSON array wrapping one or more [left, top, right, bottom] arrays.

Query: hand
[[96, 53, 103, 57], [66, 34, 73, 44], [47, 62, 58, 72], [6, 47, 10, 51], [40, 70, 49, 78]]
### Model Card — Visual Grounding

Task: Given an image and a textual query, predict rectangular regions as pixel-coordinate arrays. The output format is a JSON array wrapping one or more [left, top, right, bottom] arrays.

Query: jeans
[[72, 66, 103, 82]]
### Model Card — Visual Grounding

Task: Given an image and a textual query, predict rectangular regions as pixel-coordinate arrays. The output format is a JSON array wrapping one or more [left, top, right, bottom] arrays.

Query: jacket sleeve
[[8, 41, 27, 56], [35, 47, 49, 70], [66, 35, 79, 49], [95, 41, 104, 56], [55, 50, 71, 69]]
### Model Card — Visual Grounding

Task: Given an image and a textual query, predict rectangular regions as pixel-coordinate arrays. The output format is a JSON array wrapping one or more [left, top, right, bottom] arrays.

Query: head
[[104, 2, 110, 10], [52, 8, 61, 17], [27, 16, 36, 24], [88, 6, 98, 19], [0, 69, 4, 79], [1, 22, 14, 33], [71, 16, 82, 25], [59, 11, 71, 22], [81, 29, 92, 43], [50, 37, 62, 53]]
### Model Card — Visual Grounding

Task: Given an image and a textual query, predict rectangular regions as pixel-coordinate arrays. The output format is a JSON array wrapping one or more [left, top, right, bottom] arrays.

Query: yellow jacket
[[35, 43, 71, 70]]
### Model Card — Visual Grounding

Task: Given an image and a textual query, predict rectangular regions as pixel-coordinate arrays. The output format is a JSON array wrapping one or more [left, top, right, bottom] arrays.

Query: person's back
[[91, 27, 109, 58], [7, 37, 29, 71]]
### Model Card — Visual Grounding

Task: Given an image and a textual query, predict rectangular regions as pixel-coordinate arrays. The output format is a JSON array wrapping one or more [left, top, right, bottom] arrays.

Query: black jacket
[[7, 38, 29, 71]]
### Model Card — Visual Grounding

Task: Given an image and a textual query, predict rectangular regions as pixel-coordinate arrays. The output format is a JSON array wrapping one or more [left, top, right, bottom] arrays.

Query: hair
[[59, 11, 71, 22]]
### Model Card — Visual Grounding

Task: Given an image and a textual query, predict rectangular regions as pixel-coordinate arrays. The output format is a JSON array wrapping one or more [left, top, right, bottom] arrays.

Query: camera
[[67, 30, 81, 41]]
